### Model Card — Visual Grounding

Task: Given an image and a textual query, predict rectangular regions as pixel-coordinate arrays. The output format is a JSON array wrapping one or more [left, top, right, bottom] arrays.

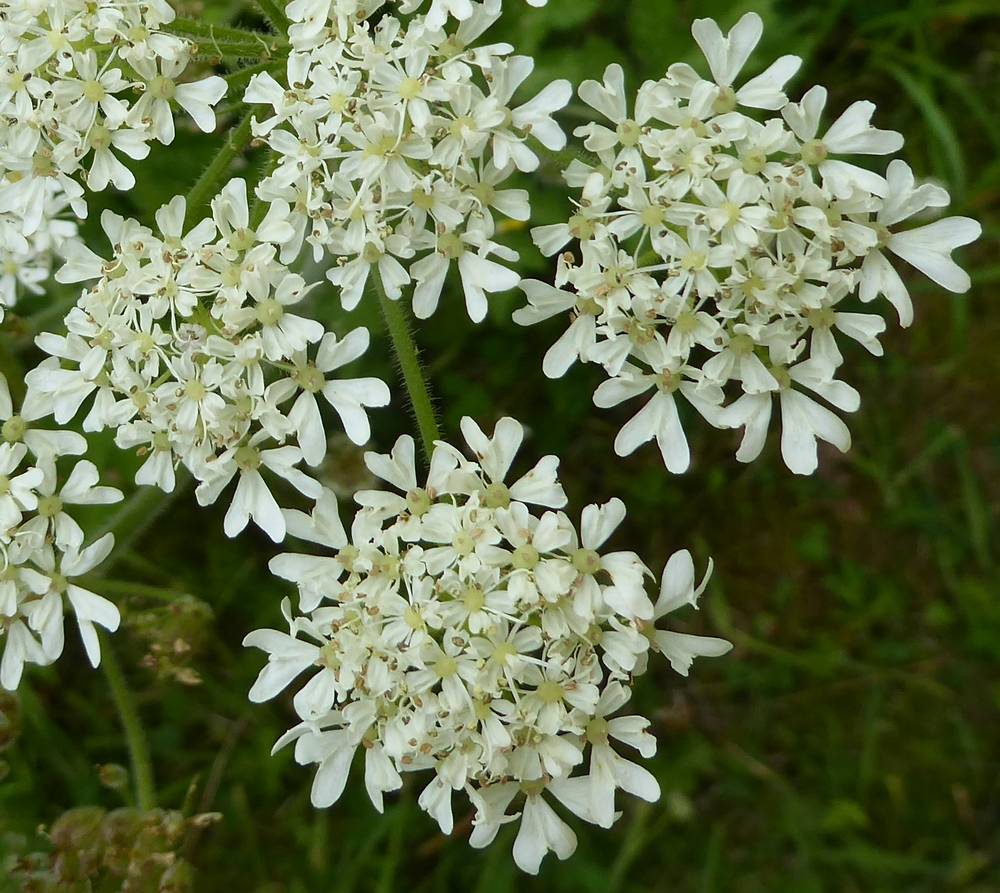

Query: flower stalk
[[184, 110, 256, 226], [101, 637, 156, 811], [165, 18, 288, 59], [373, 272, 441, 459], [254, 0, 291, 35]]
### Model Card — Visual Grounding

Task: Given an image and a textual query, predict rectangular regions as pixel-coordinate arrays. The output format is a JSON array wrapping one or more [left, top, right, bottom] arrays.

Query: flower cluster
[[515, 13, 981, 474], [22, 180, 391, 543], [285, 0, 548, 48], [9, 804, 220, 891], [0, 373, 122, 691], [0, 0, 226, 236], [0, 185, 79, 319], [246, 0, 570, 320], [245, 417, 731, 873]]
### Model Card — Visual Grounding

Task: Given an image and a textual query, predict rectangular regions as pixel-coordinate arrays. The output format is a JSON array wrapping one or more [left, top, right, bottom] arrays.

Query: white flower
[[25, 183, 390, 541], [131, 58, 227, 140], [514, 14, 978, 476], [245, 416, 729, 872], [411, 235, 520, 322], [243, 4, 568, 320], [197, 441, 322, 543], [273, 329, 392, 465], [550, 681, 660, 829], [885, 217, 980, 294], [782, 85, 903, 197], [648, 550, 733, 675], [681, 12, 801, 110], [0, 0, 225, 234], [32, 535, 120, 668], [510, 788, 578, 874], [593, 359, 723, 474], [720, 361, 859, 474], [858, 162, 981, 325], [21, 460, 122, 550], [0, 375, 121, 690]]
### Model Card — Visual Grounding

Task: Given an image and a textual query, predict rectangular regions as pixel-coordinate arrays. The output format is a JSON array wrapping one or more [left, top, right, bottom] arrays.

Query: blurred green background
[[2, 0, 999, 890]]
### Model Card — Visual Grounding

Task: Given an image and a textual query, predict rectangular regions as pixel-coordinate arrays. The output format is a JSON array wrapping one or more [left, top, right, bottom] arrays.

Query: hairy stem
[[101, 638, 156, 811], [374, 273, 441, 459], [184, 110, 256, 226], [249, 150, 282, 228], [166, 18, 287, 58], [538, 143, 602, 174], [254, 0, 291, 34]]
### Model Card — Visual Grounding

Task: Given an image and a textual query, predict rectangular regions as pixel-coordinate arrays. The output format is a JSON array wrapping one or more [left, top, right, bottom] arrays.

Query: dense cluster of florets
[[516, 13, 981, 474], [23, 180, 390, 543], [8, 804, 220, 891], [0, 0, 227, 233], [246, 417, 731, 873], [0, 187, 79, 321], [0, 0, 983, 878], [0, 373, 121, 690], [246, 0, 569, 320]]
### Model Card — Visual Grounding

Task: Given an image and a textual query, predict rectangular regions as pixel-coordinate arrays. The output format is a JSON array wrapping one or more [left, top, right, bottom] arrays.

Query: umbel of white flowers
[[23, 181, 391, 545], [245, 417, 731, 874], [516, 12, 981, 475], [0, 373, 122, 691], [0, 0, 226, 234], [245, 0, 570, 321], [0, 0, 226, 323], [0, 186, 78, 323], [0, 0, 981, 878]]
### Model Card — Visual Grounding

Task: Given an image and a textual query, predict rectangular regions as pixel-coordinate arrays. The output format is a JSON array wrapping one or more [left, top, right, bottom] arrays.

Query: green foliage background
[[2, 0, 999, 890]]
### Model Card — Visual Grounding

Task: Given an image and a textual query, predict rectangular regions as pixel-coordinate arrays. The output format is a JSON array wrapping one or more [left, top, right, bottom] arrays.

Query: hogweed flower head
[[0, 185, 81, 322], [515, 13, 981, 475], [23, 184, 390, 543], [0, 0, 226, 236], [244, 0, 570, 321], [0, 373, 122, 691], [245, 416, 731, 873]]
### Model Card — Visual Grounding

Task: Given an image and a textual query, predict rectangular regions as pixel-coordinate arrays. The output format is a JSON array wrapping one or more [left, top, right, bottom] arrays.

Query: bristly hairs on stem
[[372, 271, 442, 461]]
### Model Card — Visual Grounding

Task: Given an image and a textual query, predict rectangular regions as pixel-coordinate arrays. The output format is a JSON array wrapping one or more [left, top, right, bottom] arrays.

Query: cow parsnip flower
[[0, 374, 121, 691], [285, 0, 548, 47], [0, 185, 80, 321], [0, 0, 226, 237], [0, 1, 976, 878], [245, 417, 731, 874], [515, 13, 981, 475], [245, 0, 570, 321], [23, 184, 390, 543]]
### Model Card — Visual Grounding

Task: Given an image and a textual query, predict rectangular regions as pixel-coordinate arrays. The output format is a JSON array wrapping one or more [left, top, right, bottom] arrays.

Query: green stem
[[373, 272, 441, 459], [168, 17, 281, 43], [249, 151, 282, 228], [88, 480, 193, 810], [255, 0, 291, 34], [166, 18, 288, 58], [79, 577, 192, 603], [101, 637, 156, 810], [538, 143, 603, 174], [184, 111, 256, 226]]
